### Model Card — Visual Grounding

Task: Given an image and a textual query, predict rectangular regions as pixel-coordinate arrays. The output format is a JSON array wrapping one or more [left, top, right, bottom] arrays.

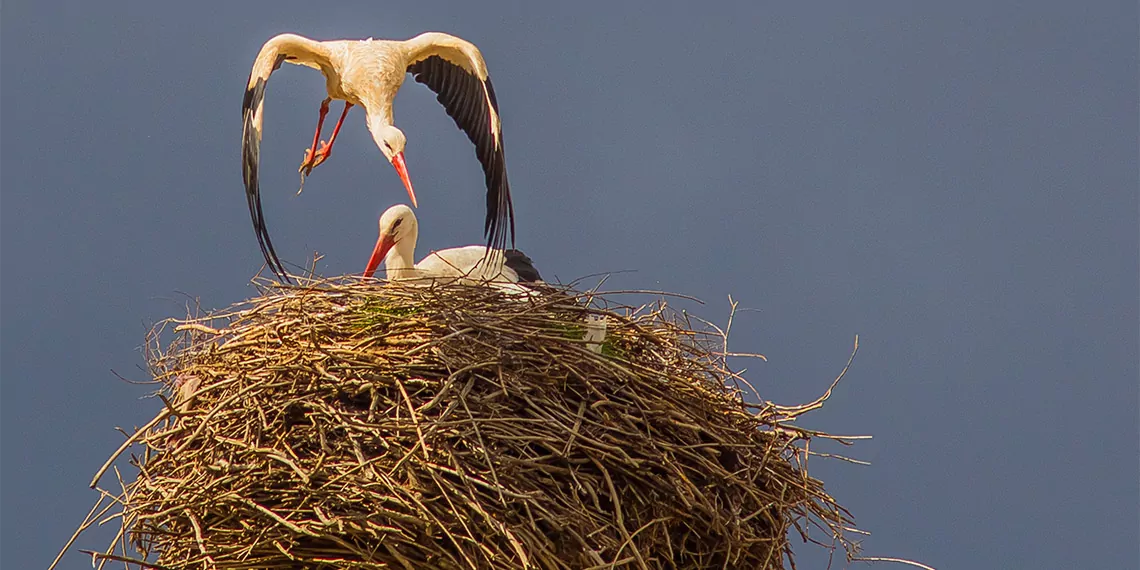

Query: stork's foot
[[298, 140, 333, 177]]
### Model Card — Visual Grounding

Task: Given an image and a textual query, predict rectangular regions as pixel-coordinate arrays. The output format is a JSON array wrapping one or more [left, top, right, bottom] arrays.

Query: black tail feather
[[503, 249, 542, 283]]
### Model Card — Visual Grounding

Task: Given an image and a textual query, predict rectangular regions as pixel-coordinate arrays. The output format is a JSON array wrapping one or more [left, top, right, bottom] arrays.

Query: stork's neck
[[363, 101, 395, 128], [358, 69, 403, 127], [385, 230, 419, 278]]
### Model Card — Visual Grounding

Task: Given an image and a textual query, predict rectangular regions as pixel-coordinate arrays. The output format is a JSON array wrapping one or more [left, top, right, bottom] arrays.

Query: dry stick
[[807, 451, 872, 466], [610, 516, 670, 567], [561, 400, 590, 456], [48, 495, 119, 570], [81, 551, 178, 570], [89, 409, 171, 488], [168, 378, 276, 457], [853, 557, 938, 570], [774, 334, 860, 420], [402, 326, 477, 357], [457, 389, 508, 507], [94, 504, 129, 570], [591, 458, 649, 570], [426, 469, 490, 568], [238, 497, 317, 537], [395, 377, 430, 458], [174, 322, 227, 335]]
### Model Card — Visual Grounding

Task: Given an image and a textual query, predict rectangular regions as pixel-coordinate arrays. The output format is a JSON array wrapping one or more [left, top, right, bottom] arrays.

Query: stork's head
[[369, 123, 417, 208], [364, 204, 417, 278]]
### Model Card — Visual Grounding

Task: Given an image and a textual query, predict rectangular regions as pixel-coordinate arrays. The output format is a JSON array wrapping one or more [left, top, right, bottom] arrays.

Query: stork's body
[[365, 205, 541, 288], [242, 32, 515, 281]]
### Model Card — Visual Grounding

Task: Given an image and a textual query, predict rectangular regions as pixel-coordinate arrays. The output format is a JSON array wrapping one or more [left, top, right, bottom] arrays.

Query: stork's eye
[[391, 219, 403, 230]]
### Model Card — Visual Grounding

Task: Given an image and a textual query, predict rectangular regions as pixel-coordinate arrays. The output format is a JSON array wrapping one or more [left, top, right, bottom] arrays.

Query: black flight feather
[[408, 55, 516, 253]]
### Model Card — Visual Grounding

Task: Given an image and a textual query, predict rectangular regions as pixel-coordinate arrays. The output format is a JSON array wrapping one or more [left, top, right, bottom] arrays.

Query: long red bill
[[391, 152, 418, 208], [364, 234, 396, 278]]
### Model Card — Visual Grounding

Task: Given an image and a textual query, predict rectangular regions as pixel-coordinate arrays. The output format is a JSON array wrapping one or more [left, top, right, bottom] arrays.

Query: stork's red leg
[[320, 102, 354, 157], [299, 102, 353, 177], [299, 98, 332, 176]]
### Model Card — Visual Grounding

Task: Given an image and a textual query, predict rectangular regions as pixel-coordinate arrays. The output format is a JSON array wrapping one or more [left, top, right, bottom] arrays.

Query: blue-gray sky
[[3, 1, 1137, 568]]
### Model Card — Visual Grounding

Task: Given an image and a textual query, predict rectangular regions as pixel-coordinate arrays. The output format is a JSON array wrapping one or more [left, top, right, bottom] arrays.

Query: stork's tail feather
[[503, 249, 542, 283]]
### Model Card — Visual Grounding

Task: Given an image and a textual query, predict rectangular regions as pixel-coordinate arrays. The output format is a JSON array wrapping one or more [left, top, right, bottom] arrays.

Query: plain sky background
[[2, 1, 1137, 568]]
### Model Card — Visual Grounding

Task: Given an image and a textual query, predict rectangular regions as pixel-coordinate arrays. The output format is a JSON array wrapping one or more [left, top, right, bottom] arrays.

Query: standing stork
[[242, 32, 515, 281], [364, 204, 541, 287]]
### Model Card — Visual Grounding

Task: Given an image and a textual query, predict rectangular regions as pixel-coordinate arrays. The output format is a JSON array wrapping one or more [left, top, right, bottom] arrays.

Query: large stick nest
[[69, 279, 858, 569]]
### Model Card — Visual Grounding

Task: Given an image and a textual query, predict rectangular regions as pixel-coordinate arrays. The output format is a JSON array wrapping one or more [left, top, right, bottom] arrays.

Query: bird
[[242, 32, 515, 281], [364, 204, 541, 289]]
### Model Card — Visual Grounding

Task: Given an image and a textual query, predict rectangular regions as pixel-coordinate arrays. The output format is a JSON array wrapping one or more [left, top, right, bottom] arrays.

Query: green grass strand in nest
[[64, 278, 859, 570]]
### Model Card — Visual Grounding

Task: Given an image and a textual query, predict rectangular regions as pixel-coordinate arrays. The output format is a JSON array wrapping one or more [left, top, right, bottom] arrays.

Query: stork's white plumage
[[241, 32, 515, 281], [364, 205, 541, 288]]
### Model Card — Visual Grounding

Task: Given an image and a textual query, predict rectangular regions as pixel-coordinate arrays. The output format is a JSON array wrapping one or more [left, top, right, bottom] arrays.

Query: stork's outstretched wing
[[241, 33, 333, 282], [406, 36, 515, 253]]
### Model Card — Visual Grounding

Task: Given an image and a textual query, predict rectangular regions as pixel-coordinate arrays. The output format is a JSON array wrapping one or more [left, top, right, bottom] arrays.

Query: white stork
[[364, 205, 541, 289], [242, 32, 515, 281]]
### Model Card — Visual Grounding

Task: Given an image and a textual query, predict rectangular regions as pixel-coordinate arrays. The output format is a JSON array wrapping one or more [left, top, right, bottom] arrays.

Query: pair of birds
[[242, 31, 541, 286]]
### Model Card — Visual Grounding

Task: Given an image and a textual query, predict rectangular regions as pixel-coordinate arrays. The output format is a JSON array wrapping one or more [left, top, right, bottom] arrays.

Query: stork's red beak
[[391, 152, 418, 208], [364, 233, 396, 278]]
